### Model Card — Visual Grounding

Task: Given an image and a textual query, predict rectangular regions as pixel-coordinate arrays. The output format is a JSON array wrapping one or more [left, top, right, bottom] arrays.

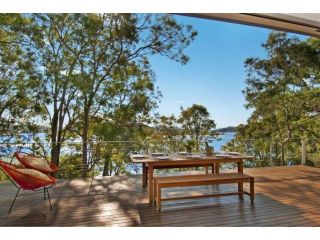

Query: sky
[[148, 15, 306, 129]]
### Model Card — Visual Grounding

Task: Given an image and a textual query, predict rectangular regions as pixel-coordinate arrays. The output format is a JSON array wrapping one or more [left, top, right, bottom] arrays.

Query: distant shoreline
[[215, 126, 237, 133]]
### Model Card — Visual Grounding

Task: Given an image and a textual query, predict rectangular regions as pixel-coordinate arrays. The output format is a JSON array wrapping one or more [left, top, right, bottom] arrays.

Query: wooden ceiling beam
[[179, 13, 320, 38]]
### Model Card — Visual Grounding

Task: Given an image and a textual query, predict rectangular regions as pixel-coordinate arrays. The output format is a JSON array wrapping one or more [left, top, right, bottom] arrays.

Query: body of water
[[208, 132, 236, 152]]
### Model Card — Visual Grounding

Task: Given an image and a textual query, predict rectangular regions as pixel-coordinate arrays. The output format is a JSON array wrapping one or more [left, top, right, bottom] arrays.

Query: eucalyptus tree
[[0, 14, 81, 163], [46, 14, 197, 176], [0, 14, 41, 145], [235, 32, 320, 165], [16, 14, 88, 164], [88, 63, 160, 176], [0, 14, 197, 176], [178, 104, 217, 152], [152, 115, 182, 153]]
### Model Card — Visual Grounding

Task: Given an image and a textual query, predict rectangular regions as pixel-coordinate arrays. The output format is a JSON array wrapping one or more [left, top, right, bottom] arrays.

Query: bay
[[208, 132, 236, 151]]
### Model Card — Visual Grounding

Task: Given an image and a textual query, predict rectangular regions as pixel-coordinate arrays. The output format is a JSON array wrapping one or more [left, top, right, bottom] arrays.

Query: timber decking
[[1, 165, 320, 226]]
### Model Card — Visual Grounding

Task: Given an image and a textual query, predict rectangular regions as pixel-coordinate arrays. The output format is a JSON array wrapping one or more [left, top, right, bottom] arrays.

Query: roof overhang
[[180, 13, 320, 38]]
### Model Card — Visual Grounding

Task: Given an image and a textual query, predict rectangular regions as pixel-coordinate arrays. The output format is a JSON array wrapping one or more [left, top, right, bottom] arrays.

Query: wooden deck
[[1, 165, 320, 226]]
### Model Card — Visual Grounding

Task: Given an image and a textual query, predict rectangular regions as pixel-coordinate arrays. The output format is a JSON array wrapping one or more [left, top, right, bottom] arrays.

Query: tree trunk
[[195, 136, 199, 152], [280, 142, 285, 166], [51, 103, 66, 167], [275, 142, 280, 166], [102, 157, 111, 176], [51, 143, 61, 165], [51, 108, 60, 166], [82, 107, 89, 177]]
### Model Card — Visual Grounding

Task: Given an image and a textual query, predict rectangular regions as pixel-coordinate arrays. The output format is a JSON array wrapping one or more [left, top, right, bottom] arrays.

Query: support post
[[301, 138, 307, 165]]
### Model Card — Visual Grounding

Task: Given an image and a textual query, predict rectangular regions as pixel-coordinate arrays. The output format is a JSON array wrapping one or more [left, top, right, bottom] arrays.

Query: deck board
[[1, 165, 320, 226]]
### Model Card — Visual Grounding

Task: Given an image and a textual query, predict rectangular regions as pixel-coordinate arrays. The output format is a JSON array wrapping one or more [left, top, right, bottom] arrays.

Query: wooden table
[[131, 154, 253, 202]]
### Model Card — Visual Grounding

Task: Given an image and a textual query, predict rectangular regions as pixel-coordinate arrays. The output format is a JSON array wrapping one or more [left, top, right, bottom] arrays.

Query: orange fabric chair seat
[[14, 152, 58, 174], [0, 160, 56, 190]]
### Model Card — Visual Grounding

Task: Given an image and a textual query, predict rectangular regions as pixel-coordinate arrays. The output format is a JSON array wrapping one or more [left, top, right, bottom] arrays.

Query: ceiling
[[182, 13, 320, 37]]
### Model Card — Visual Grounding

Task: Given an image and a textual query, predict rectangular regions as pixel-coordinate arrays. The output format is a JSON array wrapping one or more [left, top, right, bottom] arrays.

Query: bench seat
[[153, 173, 254, 211], [143, 164, 214, 187]]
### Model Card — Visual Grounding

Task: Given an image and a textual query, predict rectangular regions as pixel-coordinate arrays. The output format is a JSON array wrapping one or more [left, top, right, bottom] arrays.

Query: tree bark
[[280, 142, 285, 166], [195, 135, 199, 152], [82, 106, 90, 177], [51, 101, 60, 166], [51, 100, 66, 167], [102, 157, 111, 176]]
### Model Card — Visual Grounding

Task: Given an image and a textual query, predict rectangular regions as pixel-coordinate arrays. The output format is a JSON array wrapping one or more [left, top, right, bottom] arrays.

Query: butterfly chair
[[0, 160, 56, 213], [13, 151, 59, 203], [13, 151, 59, 174]]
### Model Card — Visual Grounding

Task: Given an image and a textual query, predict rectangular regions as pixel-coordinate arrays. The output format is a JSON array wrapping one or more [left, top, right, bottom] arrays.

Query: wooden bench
[[153, 173, 254, 211], [143, 163, 215, 187]]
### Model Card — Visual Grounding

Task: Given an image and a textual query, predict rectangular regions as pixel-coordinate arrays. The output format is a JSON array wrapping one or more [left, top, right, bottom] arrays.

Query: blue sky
[[149, 15, 306, 128]]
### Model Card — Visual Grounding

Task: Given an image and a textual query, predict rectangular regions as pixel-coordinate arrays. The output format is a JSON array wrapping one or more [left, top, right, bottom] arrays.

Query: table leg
[[148, 165, 154, 202], [238, 160, 244, 173], [211, 164, 215, 174], [237, 161, 244, 196], [142, 163, 147, 188], [215, 162, 220, 174], [205, 166, 209, 174]]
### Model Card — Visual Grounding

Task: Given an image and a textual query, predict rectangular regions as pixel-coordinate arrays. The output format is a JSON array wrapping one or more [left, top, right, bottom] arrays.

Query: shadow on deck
[[1, 165, 320, 226]]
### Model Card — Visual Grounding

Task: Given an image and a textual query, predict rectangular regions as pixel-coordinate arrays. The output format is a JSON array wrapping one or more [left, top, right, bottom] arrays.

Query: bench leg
[[156, 185, 161, 212], [250, 178, 254, 202], [205, 166, 209, 174], [238, 182, 244, 198], [148, 166, 154, 202], [153, 179, 156, 205]]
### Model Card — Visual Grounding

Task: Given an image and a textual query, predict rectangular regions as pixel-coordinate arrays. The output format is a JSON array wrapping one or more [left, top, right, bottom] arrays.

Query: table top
[[131, 153, 254, 164]]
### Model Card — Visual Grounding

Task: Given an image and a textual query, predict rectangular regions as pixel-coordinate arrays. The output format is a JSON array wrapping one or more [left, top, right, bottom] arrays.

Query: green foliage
[[57, 154, 84, 178], [151, 104, 217, 154], [40, 13, 196, 175], [226, 32, 320, 166], [151, 115, 183, 153], [0, 14, 41, 140], [0, 14, 197, 177], [108, 151, 131, 176], [178, 104, 217, 152]]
